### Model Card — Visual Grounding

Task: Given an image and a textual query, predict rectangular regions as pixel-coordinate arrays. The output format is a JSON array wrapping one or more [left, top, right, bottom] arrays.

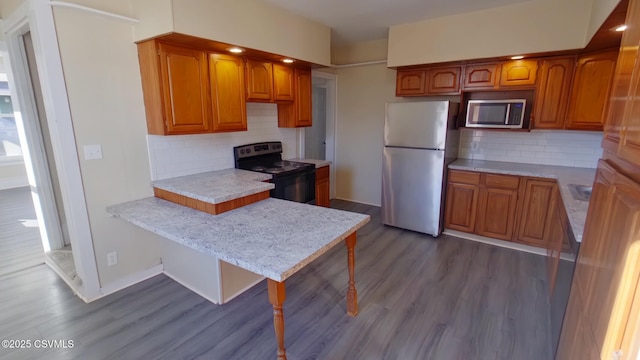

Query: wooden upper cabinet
[[209, 53, 247, 132], [396, 69, 427, 96], [138, 41, 213, 135], [278, 67, 312, 127], [566, 50, 618, 131], [462, 63, 500, 90], [533, 57, 575, 129], [515, 178, 558, 246], [499, 59, 539, 87], [272, 64, 295, 101], [427, 66, 461, 94], [245, 58, 273, 102]]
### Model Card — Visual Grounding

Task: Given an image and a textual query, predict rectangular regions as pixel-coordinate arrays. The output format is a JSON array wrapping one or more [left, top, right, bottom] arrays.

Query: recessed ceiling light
[[511, 55, 524, 60], [615, 24, 628, 32], [283, 59, 294, 63], [228, 47, 244, 53]]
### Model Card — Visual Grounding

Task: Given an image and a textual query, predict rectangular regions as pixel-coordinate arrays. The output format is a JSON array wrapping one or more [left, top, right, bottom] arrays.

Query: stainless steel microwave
[[465, 99, 527, 128]]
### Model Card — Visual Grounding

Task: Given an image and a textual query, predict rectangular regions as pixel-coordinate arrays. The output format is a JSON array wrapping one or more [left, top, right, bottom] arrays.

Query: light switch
[[83, 145, 103, 160]]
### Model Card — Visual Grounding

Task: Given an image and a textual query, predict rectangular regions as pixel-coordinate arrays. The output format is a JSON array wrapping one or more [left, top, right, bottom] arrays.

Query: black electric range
[[233, 142, 316, 203]]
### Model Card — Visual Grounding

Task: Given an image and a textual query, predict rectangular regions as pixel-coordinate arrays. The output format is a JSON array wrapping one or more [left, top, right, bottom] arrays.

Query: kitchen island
[[107, 195, 370, 360]]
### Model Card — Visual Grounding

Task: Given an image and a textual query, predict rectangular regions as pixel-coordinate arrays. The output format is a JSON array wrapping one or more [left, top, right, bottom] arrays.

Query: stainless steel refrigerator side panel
[[381, 147, 445, 236], [384, 101, 459, 149]]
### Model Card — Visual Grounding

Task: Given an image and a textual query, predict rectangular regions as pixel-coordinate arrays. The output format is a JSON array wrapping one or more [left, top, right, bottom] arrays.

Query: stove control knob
[[276, 144, 281, 149], [247, 148, 252, 154], [240, 149, 245, 155]]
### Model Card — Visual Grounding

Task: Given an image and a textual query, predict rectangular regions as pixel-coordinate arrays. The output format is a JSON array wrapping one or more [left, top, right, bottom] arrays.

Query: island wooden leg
[[267, 279, 287, 360], [345, 232, 359, 317]]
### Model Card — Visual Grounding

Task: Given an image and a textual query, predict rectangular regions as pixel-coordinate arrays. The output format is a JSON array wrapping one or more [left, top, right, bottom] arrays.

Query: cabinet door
[[245, 58, 273, 101], [426, 66, 461, 95], [533, 57, 575, 129], [462, 63, 499, 90], [618, 49, 640, 167], [277, 67, 312, 127], [315, 166, 330, 208], [158, 43, 212, 134], [396, 69, 427, 96], [445, 182, 479, 233], [546, 197, 564, 295], [515, 178, 558, 246], [273, 63, 294, 101], [566, 50, 618, 131], [209, 53, 247, 132], [499, 59, 539, 87], [476, 186, 519, 241]]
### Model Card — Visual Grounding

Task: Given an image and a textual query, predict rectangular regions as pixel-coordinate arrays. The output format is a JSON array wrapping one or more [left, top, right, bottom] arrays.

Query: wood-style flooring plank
[[0, 198, 552, 360]]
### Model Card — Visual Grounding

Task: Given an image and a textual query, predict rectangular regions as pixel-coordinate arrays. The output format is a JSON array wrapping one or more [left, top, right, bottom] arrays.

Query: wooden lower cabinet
[[315, 166, 330, 208], [558, 161, 640, 359], [516, 178, 558, 247], [475, 185, 519, 241], [445, 170, 567, 251]]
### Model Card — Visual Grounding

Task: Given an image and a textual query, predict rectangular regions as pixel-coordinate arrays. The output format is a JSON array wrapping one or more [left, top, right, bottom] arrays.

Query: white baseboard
[[44, 257, 87, 300], [0, 176, 29, 190], [95, 264, 164, 301], [163, 270, 221, 305], [333, 196, 380, 207]]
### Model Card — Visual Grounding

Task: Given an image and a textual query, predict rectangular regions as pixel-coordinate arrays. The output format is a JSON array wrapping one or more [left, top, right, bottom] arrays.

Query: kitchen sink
[[568, 184, 592, 201]]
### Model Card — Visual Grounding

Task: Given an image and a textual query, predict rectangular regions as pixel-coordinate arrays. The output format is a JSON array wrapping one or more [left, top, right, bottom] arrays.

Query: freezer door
[[381, 147, 445, 236], [384, 101, 458, 149]]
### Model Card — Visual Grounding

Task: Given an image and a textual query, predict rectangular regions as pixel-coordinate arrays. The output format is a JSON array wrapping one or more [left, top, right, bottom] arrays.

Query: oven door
[[271, 170, 316, 204]]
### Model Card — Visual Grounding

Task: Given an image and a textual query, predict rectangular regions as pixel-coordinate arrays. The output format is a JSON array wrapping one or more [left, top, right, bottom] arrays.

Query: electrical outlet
[[471, 141, 479, 151], [107, 252, 118, 267], [83, 145, 103, 160]]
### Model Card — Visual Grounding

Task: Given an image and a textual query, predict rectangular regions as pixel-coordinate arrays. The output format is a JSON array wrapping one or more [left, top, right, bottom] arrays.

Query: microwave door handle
[[505, 104, 511, 125]]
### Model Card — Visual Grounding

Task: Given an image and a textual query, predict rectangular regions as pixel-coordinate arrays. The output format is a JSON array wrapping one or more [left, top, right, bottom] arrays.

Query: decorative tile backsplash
[[147, 103, 299, 180], [458, 129, 603, 168]]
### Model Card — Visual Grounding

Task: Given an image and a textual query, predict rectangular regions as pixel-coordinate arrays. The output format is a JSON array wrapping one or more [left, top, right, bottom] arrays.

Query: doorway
[[308, 71, 337, 198]]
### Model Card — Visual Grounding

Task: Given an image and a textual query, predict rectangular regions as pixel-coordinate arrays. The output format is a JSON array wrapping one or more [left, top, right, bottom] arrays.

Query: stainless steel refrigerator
[[381, 101, 460, 237]]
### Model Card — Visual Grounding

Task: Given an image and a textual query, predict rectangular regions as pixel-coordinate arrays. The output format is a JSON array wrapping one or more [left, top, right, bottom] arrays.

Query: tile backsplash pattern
[[147, 103, 298, 180], [458, 129, 603, 168]]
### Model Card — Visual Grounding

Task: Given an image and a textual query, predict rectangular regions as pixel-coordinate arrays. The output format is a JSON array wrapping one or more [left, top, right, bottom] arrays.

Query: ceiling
[[261, 0, 533, 45]]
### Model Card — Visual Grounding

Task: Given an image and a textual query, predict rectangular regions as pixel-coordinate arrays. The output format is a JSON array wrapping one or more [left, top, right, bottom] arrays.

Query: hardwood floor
[[0, 187, 44, 277], [0, 198, 551, 360]]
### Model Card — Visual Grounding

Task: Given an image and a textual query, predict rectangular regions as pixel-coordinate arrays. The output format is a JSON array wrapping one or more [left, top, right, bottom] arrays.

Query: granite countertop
[[151, 169, 273, 204], [287, 158, 332, 168], [107, 197, 370, 282], [449, 159, 597, 242]]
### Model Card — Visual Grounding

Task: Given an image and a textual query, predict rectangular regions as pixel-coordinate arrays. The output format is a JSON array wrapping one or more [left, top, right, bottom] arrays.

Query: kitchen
[[0, 0, 638, 359]]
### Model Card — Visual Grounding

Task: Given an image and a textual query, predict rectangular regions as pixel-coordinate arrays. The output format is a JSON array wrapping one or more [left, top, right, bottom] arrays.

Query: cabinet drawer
[[449, 170, 481, 185], [483, 173, 520, 189], [316, 165, 329, 181]]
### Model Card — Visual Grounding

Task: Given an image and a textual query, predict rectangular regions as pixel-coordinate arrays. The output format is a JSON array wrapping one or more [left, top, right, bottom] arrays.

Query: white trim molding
[[2, 0, 101, 300], [0, 176, 29, 190], [97, 264, 164, 301], [49, 1, 140, 24]]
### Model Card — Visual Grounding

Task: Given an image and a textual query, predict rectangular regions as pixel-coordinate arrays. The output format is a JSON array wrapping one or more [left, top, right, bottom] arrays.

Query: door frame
[[306, 70, 337, 198], [1, 0, 100, 300]]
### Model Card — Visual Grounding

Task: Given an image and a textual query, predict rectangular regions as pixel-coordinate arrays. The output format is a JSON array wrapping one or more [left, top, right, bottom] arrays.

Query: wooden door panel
[[273, 64, 294, 101], [619, 48, 640, 167], [567, 50, 618, 131], [295, 68, 312, 127], [516, 179, 557, 246], [463, 63, 499, 90], [209, 54, 247, 132], [499, 59, 539, 87], [444, 183, 478, 233], [427, 66, 461, 94], [476, 187, 518, 240], [159, 43, 211, 134], [396, 70, 427, 96], [534, 57, 574, 129], [246, 59, 273, 101]]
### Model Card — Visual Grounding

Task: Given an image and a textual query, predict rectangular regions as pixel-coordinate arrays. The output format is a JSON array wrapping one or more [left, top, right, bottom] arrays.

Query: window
[[0, 65, 23, 160]]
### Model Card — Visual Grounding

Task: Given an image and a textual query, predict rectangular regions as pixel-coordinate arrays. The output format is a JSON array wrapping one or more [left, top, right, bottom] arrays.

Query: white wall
[[53, 6, 162, 286], [132, 0, 332, 67], [147, 103, 298, 180], [458, 129, 603, 168], [587, 0, 623, 42], [388, 0, 594, 67]]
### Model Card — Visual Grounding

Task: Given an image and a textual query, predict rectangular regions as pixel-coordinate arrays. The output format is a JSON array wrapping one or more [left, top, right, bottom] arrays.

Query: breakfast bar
[[107, 196, 370, 359]]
